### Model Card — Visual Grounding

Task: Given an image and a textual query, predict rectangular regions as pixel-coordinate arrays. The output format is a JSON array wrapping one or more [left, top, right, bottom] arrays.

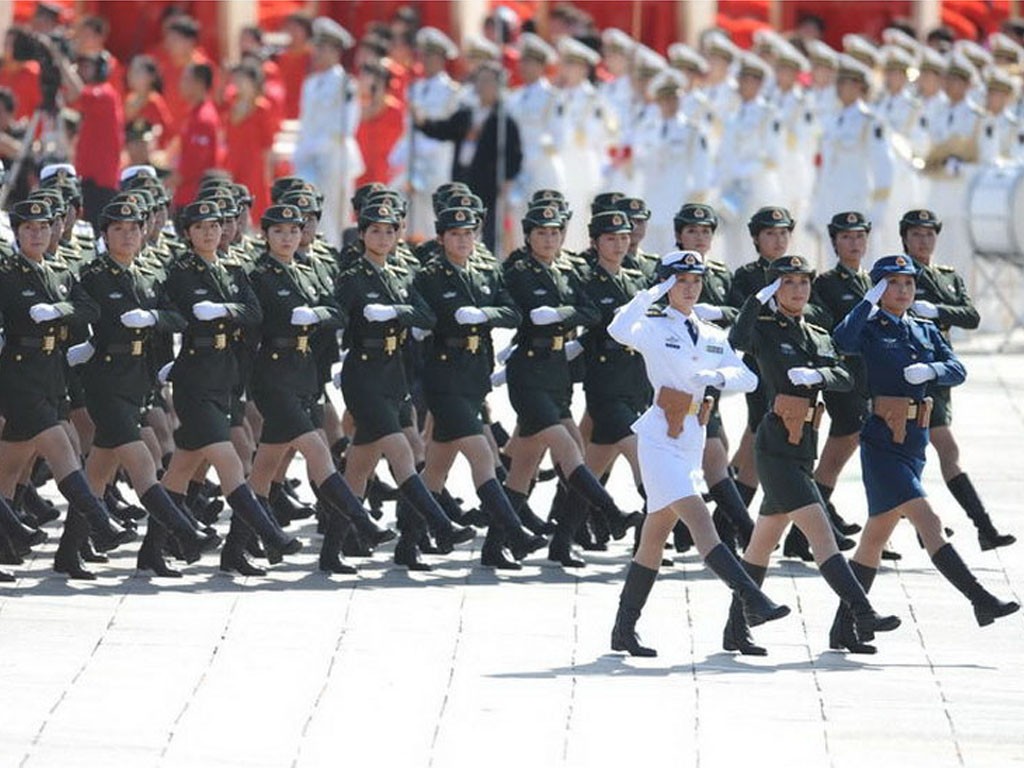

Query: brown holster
[[656, 387, 702, 438], [772, 393, 815, 445], [872, 396, 932, 444]]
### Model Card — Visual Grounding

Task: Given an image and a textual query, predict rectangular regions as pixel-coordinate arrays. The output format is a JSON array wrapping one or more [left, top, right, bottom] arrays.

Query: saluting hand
[[363, 303, 398, 322], [787, 367, 824, 387], [645, 277, 676, 301], [193, 301, 229, 321], [454, 306, 488, 325], [29, 303, 62, 323], [290, 306, 320, 326], [864, 279, 888, 306], [120, 309, 157, 328], [754, 278, 782, 305], [903, 363, 937, 385]]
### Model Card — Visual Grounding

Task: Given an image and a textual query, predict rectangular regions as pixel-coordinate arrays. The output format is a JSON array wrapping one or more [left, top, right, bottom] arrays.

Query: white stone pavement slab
[[0, 347, 1021, 768]]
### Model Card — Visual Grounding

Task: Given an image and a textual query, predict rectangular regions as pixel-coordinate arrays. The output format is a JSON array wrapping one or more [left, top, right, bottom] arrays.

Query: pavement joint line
[[427, 558, 472, 768], [789, 572, 835, 768], [20, 577, 137, 768], [895, 561, 966, 768], [560, 576, 581, 765], [682, 574, 701, 768], [290, 579, 359, 768], [160, 588, 243, 763]]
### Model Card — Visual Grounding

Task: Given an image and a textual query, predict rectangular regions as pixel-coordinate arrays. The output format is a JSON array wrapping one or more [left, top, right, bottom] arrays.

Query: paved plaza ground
[[1, 339, 1021, 768]]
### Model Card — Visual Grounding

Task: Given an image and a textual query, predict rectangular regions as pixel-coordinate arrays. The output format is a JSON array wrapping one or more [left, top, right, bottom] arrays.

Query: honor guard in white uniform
[[809, 56, 894, 258], [843, 34, 882, 90], [390, 27, 461, 241], [713, 53, 782, 268], [982, 68, 1024, 162], [954, 39, 995, 104], [293, 18, 363, 249], [598, 29, 636, 195], [916, 47, 951, 129], [556, 37, 618, 251], [633, 70, 711, 255], [925, 52, 1000, 273], [507, 33, 566, 248], [989, 31, 1024, 70], [667, 43, 716, 132], [701, 31, 741, 152], [806, 40, 841, 122], [608, 45, 667, 196]]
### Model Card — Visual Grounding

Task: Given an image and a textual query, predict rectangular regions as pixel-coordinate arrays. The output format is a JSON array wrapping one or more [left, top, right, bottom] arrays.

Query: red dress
[[275, 47, 310, 120], [356, 94, 404, 187], [124, 90, 173, 143], [224, 96, 275, 218], [173, 98, 221, 208]]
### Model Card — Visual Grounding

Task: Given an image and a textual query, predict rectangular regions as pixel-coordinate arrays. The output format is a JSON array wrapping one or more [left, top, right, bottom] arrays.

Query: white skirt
[[637, 435, 707, 514]]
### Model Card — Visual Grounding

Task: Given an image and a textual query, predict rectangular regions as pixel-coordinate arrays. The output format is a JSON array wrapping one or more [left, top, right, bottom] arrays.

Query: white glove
[[454, 306, 488, 325], [290, 306, 320, 325], [529, 306, 561, 325], [363, 303, 398, 322], [565, 339, 583, 361], [120, 309, 157, 328], [411, 327, 432, 341], [691, 369, 724, 388], [754, 278, 782, 305], [864, 279, 888, 306], [787, 367, 824, 387], [490, 367, 507, 387], [29, 303, 62, 323], [693, 303, 724, 322], [903, 363, 937, 385], [157, 361, 174, 384], [66, 340, 95, 366], [645, 278, 675, 301], [496, 343, 517, 364], [192, 301, 229, 321], [911, 300, 939, 319]]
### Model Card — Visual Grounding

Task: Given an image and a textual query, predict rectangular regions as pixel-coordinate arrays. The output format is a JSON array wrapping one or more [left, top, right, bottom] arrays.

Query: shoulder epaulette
[[645, 307, 667, 317], [936, 264, 956, 273]]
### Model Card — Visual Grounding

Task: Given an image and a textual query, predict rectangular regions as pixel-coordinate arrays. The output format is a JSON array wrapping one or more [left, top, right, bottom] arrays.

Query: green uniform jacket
[[414, 257, 521, 395], [909, 258, 980, 333], [699, 258, 739, 326]]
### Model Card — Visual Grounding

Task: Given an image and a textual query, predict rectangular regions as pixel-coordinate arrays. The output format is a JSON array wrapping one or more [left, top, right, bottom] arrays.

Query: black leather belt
[[105, 340, 146, 356], [442, 335, 482, 353], [267, 336, 311, 352], [355, 336, 400, 353], [188, 334, 229, 350], [11, 335, 58, 353], [527, 335, 564, 350]]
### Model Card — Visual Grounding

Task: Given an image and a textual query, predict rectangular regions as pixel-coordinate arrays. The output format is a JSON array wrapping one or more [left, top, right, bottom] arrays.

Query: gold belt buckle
[[551, 335, 564, 352], [213, 333, 227, 350], [59, 326, 68, 341], [41, 335, 56, 353], [296, 335, 309, 353], [130, 340, 144, 356], [466, 335, 480, 354], [907, 403, 918, 420], [384, 336, 398, 354]]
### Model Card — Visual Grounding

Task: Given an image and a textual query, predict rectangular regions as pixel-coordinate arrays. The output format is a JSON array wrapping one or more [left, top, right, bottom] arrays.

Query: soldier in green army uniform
[[0, 200, 135, 581], [158, 200, 303, 576], [334, 202, 474, 571], [901, 209, 1015, 551], [726, 254, 899, 656], [502, 204, 640, 553], [412, 206, 546, 569], [244, 203, 396, 576], [72, 201, 218, 578], [670, 203, 757, 555], [613, 197, 661, 279]]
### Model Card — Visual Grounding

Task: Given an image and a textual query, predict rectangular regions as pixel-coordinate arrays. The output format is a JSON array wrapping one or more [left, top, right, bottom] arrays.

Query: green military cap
[[352, 182, 389, 212], [99, 201, 145, 229], [615, 197, 651, 221], [28, 189, 66, 216], [10, 199, 54, 225], [531, 192, 571, 218], [748, 205, 795, 236], [436, 206, 479, 233], [122, 174, 167, 206], [768, 254, 815, 279], [828, 210, 872, 238], [448, 192, 486, 216], [179, 200, 223, 227], [56, 178, 82, 206], [869, 254, 917, 283], [432, 182, 470, 205], [655, 249, 706, 281], [674, 202, 719, 231], [522, 203, 565, 234], [260, 204, 304, 228], [198, 192, 240, 219], [590, 191, 625, 215], [359, 202, 401, 229], [232, 183, 254, 208], [280, 191, 322, 217], [271, 176, 310, 203], [588, 209, 633, 238], [110, 190, 153, 215], [899, 209, 942, 236], [364, 190, 407, 216], [530, 188, 564, 203]]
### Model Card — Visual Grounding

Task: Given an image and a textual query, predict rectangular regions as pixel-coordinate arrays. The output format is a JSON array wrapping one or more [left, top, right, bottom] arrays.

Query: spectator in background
[[30, 2, 63, 36], [237, 25, 286, 123], [124, 55, 172, 146], [223, 62, 276, 221], [0, 86, 34, 202], [58, 49, 124, 223], [171, 62, 220, 209], [158, 15, 215, 142], [356, 61, 404, 187], [73, 16, 124, 97], [277, 13, 313, 120], [0, 28, 43, 120]]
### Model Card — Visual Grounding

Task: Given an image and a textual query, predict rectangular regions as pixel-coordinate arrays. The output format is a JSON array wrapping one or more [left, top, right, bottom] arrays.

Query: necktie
[[686, 318, 699, 345]]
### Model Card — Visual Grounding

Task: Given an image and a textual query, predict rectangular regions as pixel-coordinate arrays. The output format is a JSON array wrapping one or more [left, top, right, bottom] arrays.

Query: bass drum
[[967, 164, 1024, 261]]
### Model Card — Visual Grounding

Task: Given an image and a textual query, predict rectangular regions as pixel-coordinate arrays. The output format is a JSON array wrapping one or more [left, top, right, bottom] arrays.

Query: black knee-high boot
[[393, 498, 431, 571], [140, 485, 218, 563], [0, 496, 46, 551], [477, 479, 546, 561], [828, 560, 878, 654], [946, 473, 1015, 551], [53, 506, 95, 580], [398, 475, 475, 553], [819, 553, 900, 641], [705, 543, 790, 627], [722, 560, 769, 656], [225, 485, 301, 557], [57, 472, 135, 552], [931, 543, 1020, 626], [734, 481, 757, 508], [219, 514, 266, 577], [610, 563, 658, 657], [547, 484, 587, 568], [566, 466, 640, 540], [708, 478, 755, 550], [319, 472, 396, 546]]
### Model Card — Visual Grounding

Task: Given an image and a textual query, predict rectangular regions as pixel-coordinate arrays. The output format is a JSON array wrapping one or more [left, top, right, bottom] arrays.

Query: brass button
[[271, 352, 279, 360], [189, 349, 195, 355], [527, 350, 534, 357], [14, 354, 22, 361], [599, 355, 606, 363], [217, 323, 225, 330], [440, 354, 447, 361], [361, 353, 368, 361], [105, 355, 112, 362]]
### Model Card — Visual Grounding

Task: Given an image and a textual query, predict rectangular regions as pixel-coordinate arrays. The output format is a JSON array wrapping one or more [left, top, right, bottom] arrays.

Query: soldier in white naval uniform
[[632, 70, 711, 255], [292, 18, 363, 249], [605, 249, 788, 658], [701, 31, 741, 154], [506, 33, 566, 249], [390, 27, 462, 241], [667, 43, 716, 133], [809, 56, 894, 258]]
